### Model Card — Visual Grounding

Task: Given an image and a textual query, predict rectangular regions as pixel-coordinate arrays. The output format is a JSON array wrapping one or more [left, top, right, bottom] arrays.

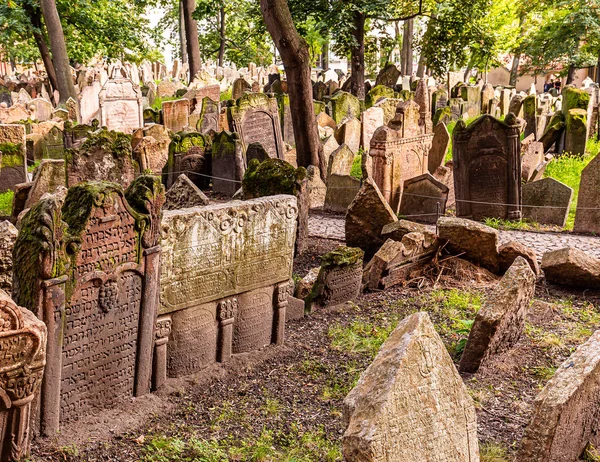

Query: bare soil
[[31, 237, 600, 461]]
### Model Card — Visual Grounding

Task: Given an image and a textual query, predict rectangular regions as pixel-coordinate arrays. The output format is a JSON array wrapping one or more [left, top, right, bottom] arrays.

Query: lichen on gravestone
[[242, 158, 306, 199]]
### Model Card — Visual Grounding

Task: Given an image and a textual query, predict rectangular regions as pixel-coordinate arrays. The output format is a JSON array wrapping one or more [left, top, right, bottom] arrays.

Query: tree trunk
[[39, 0, 77, 103], [22, 2, 59, 95], [260, 0, 324, 177], [416, 54, 425, 78], [566, 64, 576, 84], [322, 40, 329, 71], [218, 6, 226, 67], [402, 18, 413, 75], [182, 0, 201, 83], [509, 15, 526, 87], [179, 1, 188, 64], [349, 11, 365, 100]]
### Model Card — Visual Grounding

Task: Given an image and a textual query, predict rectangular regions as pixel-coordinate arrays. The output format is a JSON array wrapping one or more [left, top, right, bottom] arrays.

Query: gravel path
[[309, 212, 600, 260]]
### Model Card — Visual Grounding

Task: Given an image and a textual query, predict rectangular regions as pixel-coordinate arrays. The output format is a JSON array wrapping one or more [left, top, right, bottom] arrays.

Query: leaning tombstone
[[211, 131, 245, 197], [306, 246, 363, 310], [0, 290, 46, 461], [24, 159, 66, 209], [573, 153, 600, 234], [159, 195, 297, 378], [428, 122, 450, 173], [522, 178, 572, 227], [459, 257, 535, 373], [518, 329, 600, 461], [343, 312, 480, 461], [453, 114, 522, 221], [399, 173, 449, 224], [164, 173, 210, 210], [12, 176, 165, 435], [324, 174, 360, 213]]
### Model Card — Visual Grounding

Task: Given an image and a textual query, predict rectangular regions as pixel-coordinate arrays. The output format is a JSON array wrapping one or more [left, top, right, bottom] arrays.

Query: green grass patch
[[0, 191, 13, 216], [350, 154, 362, 180], [328, 314, 401, 359], [480, 441, 511, 462], [220, 87, 232, 102], [151, 95, 180, 111], [141, 426, 341, 462], [483, 217, 541, 231]]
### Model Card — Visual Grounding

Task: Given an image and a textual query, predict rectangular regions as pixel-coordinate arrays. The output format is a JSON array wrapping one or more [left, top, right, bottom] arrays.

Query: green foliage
[[0, 191, 13, 216], [329, 314, 401, 358], [479, 441, 510, 462], [350, 154, 362, 180], [483, 217, 541, 231]]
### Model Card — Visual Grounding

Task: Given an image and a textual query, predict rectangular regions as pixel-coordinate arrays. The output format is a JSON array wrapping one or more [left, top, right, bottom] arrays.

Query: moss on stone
[[399, 89, 413, 101], [366, 85, 395, 109], [242, 158, 306, 198], [320, 246, 364, 269], [79, 128, 132, 158], [562, 86, 590, 113], [313, 101, 326, 115], [433, 107, 452, 127]]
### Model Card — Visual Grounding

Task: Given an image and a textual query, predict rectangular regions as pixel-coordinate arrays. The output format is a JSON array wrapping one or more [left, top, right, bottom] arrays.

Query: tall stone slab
[[162, 99, 190, 133], [164, 131, 212, 190], [211, 131, 245, 197], [361, 106, 384, 155], [0, 124, 27, 193], [159, 195, 297, 377], [12, 176, 164, 435], [329, 91, 361, 125], [370, 126, 432, 212], [98, 79, 143, 134], [229, 93, 285, 160], [343, 312, 480, 462], [428, 122, 450, 173], [522, 94, 537, 139], [414, 79, 433, 134], [453, 114, 522, 221], [196, 97, 220, 134], [518, 329, 600, 462], [573, 153, 600, 234], [0, 290, 46, 461], [459, 257, 535, 373]]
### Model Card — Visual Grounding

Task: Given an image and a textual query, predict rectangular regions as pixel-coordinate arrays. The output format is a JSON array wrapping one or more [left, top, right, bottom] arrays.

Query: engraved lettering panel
[[241, 111, 279, 159], [60, 270, 142, 422], [167, 304, 217, 377], [75, 194, 138, 279], [160, 196, 297, 314], [104, 101, 141, 133], [232, 286, 274, 354], [323, 264, 362, 307], [0, 333, 39, 369], [469, 155, 508, 220]]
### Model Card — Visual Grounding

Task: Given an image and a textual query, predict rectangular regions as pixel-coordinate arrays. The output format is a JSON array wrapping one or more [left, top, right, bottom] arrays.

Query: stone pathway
[[309, 213, 600, 260]]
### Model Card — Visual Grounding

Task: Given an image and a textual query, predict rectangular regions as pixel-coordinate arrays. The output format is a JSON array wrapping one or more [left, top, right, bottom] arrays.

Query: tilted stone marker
[[211, 131, 245, 197], [307, 246, 364, 310], [0, 290, 46, 461], [428, 122, 450, 173], [541, 248, 600, 288], [522, 178, 572, 227], [573, 153, 600, 234], [159, 195, 297, 377], [12, 176, 164, 434], [399, 173, 449, 224], [459, 257, 535, 373], [24, 159, 66, 209], [521, 134, 545, 183], [518, 329, 600, 462], [164, 173, 210, 210], [453, 114, 522, 221], [324, 174, 360, 213], [343, 312, 480, 462]]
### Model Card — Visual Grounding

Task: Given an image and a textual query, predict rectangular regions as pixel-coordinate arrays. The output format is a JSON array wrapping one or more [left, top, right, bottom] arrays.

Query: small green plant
[[350, 153, 363, 180], [479, 441, 510, 462], [531, 365, 557, 381], [0, 191, 13, 216], [483, 217, 540, 231], [220, 87, 233, 102], [451, 318, 474, 354], [329, 315, 400, 358], [583, 443, 600, 461]]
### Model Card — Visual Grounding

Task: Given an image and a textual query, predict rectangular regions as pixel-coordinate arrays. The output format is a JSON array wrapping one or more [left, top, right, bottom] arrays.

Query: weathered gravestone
[[518, 329, 600, 462], [573, 153, 600, 234], [229, 93, 285, 160], [327, 144, 354, 178], [211, 131, 245, 197], [0, 124, 27, 193], [164, 173, 210, 210], [541, 248, 600, 288], [361, 106, 384, 155], [375, 64, 400, 88], [278, 94, 295, 146], [346, 178, 398, 259], [43, 125, 65, 160], [162, 99, 190, 133], [399, 173, 449, 224], [98, 79, 143, 133], [453, 114, 522, 221], [324, 174, 360, 213], [66, 129, 136, 188], [164, 131, 212, 190], [232, 78, 251, 101], [132, 136, 169, 176], [329, 91, 361, 125], [428, 122, 450, 173], [63, 120, 99, 150], [31, 97, 54, 122], [369, 125, 432, 212], [334, 117, 361, 154], [306, 246, 363, 310], [158, 195, 297, 377], [0, 290, 46, 461], [0, 221, 17, 293], [522, 94, 537, 139], [196, 97, 220, 134], [24, 159, 66, 209], [522, 178, 572, 227], [459, 257, 535, 373], [343, 312, 480, 462], [12, 176, 164, 434], [521, 134, 545, 182]]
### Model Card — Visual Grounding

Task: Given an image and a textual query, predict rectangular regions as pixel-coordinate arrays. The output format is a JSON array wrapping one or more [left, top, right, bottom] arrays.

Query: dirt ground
[[32, 237, 600, 462]]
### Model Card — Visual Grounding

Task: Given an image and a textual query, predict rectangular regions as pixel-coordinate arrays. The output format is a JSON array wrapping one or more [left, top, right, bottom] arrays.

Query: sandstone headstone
[[329, 91, 361, 125], [328, 144, 355, 178], [164, 131, 211, 189], [133, 135, 169, 175], [307, 246, 363, 310], [164, 173, 210, 210], [343, 312, 480, 462], [375, 64, 400, 88], [346, 178, 398, 258], [361, 106, 384, 155], [428, 122, 450, 173], [459, 257, 535, 373], [522, 178, 572, 227], [0, 124, 27, 193], [0, 289, 46, 460], [573, 153, 600, 234], [98, 79, 143, 133], [162, 99, 190, 133], [324, 174, 360, 213], [521, 134, 545, 182], [453, 115, 522, 221], [307, 165, 326, 209], [334, 117, 361, 154], [0, 221, 17, 293], [159, 195, 297, 376], [399, 173, 449, 224], [518, 329, 600, 461], [24, 159, 66, 209], [196, 97, 220, 134], [211, 131, 245, 196]]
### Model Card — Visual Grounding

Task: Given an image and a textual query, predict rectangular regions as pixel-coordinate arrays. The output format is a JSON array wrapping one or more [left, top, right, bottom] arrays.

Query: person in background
[[543, 76, 553, 92], [554, 78, 562, 94]]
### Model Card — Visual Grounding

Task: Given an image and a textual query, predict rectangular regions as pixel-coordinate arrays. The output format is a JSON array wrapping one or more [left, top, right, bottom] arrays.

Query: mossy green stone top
[[242, 158, 307, 198], [320, 246, 364, 269]]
